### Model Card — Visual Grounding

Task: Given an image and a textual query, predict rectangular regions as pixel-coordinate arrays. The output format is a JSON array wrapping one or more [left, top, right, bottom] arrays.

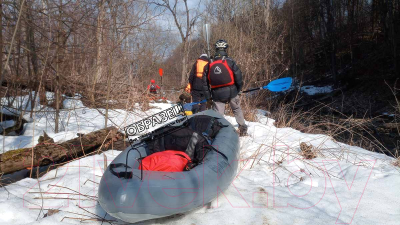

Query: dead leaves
[[300, 142, 317, 159]]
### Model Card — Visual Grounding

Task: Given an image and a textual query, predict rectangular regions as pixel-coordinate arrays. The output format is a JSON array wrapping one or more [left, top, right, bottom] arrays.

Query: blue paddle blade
[[263, 77, 293, 92], [184, 99, 207, 110]]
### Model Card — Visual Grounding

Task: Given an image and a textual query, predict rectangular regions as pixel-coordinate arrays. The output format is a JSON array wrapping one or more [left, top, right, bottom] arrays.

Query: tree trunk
[[0, 127, 122, 175], [25, 1, 40, 118], [55, 1, 62, 133], [379, 0, 388, 39], [55, 70, 60, 132], [388, 0, 398, 77], [92, 0, 106, 104], [349, 0, 355, 77], [264, 0, 271, 30], [326, 0, 337, 84], [181, 41, 188, 86], [0, 0, 2, 86], [106, 2, 117, 128], [105, 58, 111, 128]]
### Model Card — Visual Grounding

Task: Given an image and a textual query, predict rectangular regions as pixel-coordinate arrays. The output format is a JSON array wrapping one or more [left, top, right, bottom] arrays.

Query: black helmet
[[215, 39, 228, 50]]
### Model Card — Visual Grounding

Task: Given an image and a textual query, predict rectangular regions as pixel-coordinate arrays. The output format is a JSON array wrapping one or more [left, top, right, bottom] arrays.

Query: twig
[[47, 184, 97, 201], [97, 130, 113, 154], [28, 192, 96, 198], [36, 166, 44, 221], [83, 179, 99, 185]]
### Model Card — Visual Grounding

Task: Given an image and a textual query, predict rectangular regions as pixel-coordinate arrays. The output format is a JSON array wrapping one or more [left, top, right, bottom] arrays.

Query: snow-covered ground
[[0, 93, 172, 152], [0, 120, 15, 132], [301, 85, 333, 95], [0, 95, 399, 225]]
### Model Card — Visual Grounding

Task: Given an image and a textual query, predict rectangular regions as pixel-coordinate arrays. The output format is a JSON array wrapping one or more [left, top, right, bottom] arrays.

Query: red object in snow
[[138, 150, 191, 172]]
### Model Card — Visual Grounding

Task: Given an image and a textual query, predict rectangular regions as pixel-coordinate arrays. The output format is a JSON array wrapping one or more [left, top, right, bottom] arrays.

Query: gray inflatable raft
[[98, 110, 239, 223]]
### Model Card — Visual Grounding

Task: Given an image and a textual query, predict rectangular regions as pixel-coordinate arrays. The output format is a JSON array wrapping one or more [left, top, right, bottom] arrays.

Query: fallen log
[[0, 126, 122, 175]]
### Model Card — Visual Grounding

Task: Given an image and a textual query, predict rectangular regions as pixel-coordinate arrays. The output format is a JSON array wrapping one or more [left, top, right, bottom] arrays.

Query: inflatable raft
[[98, 110, 239, 223]]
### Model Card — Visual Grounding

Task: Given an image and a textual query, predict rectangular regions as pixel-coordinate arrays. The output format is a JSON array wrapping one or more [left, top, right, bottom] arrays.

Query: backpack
[[207, 58, 235, 89], [144, 115, 225, 171]]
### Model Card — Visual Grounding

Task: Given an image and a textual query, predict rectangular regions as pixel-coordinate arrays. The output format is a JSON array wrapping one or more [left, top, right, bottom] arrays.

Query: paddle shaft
[[241, 77, 293, 94], [186, 99, 207, 107], [242, 87, 262, 93], [184, 78, 292, 107]]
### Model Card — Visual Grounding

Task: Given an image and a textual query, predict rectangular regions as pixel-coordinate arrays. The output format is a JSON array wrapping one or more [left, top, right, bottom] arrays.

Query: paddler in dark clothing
[[204, 40, 248, 136], [187, 54, 211, 114]]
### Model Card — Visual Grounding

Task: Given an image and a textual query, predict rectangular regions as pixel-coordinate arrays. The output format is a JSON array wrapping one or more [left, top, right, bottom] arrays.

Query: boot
[[239, 125, 248, 136]]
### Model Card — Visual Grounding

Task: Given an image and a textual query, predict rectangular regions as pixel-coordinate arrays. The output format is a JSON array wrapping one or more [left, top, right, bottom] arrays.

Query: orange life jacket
[[196, 59, 208, 78], [207, 59, 235, 89]]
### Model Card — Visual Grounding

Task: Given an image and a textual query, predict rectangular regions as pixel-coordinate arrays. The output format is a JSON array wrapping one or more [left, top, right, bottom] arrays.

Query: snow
[[63, 98, 85, 109], [1, 94, 399, 225], [0, 94, 169, 152], [0, 120, 15, 131], [0, 92, 41, 114], [301, 85, 333, 95], [382, 112, 396, 117]]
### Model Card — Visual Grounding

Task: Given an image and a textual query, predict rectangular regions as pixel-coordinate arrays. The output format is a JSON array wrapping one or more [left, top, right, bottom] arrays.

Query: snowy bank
[[0, 100, 399, 225], [301, 85, 333, 95]]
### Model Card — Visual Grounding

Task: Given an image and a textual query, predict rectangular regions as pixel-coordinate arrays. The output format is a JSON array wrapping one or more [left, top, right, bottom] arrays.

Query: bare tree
[[0, 0, 2, 86], [152, 0, 201, 86], [92, 0, 106, 104]]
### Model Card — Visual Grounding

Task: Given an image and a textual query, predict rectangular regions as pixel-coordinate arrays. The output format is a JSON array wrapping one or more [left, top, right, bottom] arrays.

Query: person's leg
[[212, 101, 226, 115], [229, 96, 247, 135], [191, 91, 201, 114], [196, 92, 207, 112], [229, 96, 245, 126]]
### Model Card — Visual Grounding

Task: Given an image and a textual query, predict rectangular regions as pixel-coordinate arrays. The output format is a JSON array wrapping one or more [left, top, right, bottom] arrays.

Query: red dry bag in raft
[[138, 150, 191, 172]]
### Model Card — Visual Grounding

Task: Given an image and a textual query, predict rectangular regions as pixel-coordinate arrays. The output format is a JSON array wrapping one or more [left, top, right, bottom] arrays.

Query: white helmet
[[215, 39, 228, 50]]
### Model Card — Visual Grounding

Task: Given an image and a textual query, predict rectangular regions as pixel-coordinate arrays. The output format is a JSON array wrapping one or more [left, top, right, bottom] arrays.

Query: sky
[[152, 0, 205, 39], [148, 0, 206, 57]]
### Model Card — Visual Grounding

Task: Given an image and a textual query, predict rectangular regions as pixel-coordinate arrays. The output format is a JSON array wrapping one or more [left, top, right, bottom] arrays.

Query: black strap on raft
[[202, 117, 216, 145], [109, 163, 133, 179], [109, 141, 146, 180], [174, 153, 193, 171], [199, 117, 229, 163], [125, 145, 143, 180], [185, 116, 229, 169], [208, 145, 229, 161], [199, 132, 229, 162], [185, 132, 199, 159]]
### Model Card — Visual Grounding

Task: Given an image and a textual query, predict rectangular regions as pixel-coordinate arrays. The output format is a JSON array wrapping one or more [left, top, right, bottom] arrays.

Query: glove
[[185, 84, 191, 93]]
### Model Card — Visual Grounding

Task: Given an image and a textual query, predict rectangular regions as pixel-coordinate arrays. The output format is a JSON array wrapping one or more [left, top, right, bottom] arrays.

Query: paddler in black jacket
[[204, 40, 248, 136], [187, 54, 211, 114]]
